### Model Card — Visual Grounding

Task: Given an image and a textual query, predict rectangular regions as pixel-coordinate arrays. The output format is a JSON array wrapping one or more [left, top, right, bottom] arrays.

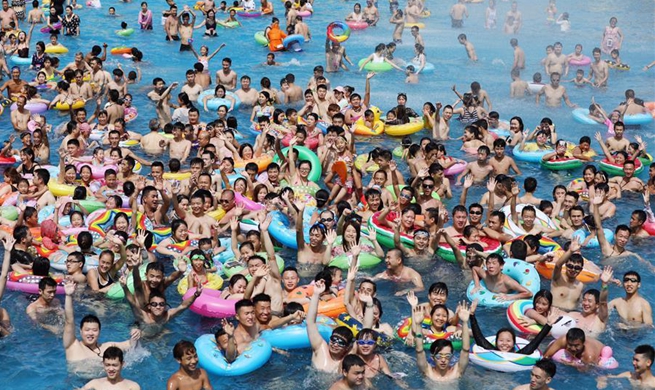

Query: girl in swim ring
[[518, 289, 567, 329], [186, 249, 210, 289], [345, 3, 364, 22], [202, 84, 235, 112], [470, 300, 553, 354], [249, 91, 274, 123], [220, 274, 247, 299]]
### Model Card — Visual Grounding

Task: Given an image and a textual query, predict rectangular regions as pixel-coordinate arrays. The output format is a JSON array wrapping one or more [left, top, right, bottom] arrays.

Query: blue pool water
[[1, 0, 655, 388]]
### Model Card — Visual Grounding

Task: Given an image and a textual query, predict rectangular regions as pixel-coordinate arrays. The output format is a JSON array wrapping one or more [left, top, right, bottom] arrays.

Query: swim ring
[[368, 211, 414, 249], [345, 21, 368, 30], [283, 34, 304, 52], [569, 56, 591, 66], [327, 21, 350, 43], [6, 272, 65, 295], [357, 58, 392, 72], [272, 146, 322, 182], [394, 315, 463, 351], [437, 236, 502, 264], [195, 334, 272, 376], [328, 237, 382, 270], [184, 287, 238, 318], [470, 335, 542, 372], [540, 156, 583, 171], [499, 204, 559, 238], [261, 322, 333, 349], [384, 117, 424, 137], [571, 228, 614, 248], [466, 259, 541, 308], [598, 157, 643, 177], [44, 45, 68, 54], [512, 143, 552, 163], [551, 345, 618, 369], [197, 89, 241, 111]]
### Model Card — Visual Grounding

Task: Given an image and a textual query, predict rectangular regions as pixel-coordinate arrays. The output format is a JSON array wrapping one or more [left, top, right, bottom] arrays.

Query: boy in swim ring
[[80, 347, 141, 390], [543, 327, 608, 369], [565, 69, 591, 87], [597, 345, 655, 389], [166, 340, 213, 390], [512, 358, 557, 390], [470, 253, 533, 302]]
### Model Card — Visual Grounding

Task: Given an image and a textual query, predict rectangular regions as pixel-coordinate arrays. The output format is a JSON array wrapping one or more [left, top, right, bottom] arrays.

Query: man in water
[[597, 345, 655, 389], [510, 38, 525, 71], [80, 347, 141, 390], [512, 359, 557, 390], [544, 328, 608, 368], [449, 0, 468, 28], [372, 249, 424, 296], [234, 75, 260, 106], [567, 266, 613, 338], [589, 47, 609, 87], [548, 237, 586, 310], [63, 280, 141, 362], [26, 277, 62, 333], [307, 279, 354, 373], [215, 57, 237, 90], [544, 42, 569, 76], [608, 271, 653, 326], [536, 72, 576, 108]]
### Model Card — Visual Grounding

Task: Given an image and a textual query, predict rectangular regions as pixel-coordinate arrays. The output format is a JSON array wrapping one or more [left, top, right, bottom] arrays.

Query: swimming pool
[[1, 0, 655, 388]]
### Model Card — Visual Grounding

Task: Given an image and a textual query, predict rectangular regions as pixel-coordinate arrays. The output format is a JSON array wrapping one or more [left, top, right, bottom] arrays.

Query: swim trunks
[[451, 18, 463, 28], [166, 35, 180, 41], [180, 43, 191, 51]]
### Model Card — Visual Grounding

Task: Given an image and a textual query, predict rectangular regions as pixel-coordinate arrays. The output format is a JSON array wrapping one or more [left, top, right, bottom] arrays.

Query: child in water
[[556, 12, 570, 32]]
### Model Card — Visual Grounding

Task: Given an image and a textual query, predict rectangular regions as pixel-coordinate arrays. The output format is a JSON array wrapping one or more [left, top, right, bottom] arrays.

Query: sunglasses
[[623, 277, 639, 283], [219, 199, 231, 204], [330, 336, 348, 348], [567, 265, 583, 272], [357, 339, 376, 346], [320, 217, 333, 223], [422, 184, 434, 189], [66, 260, 82, 264], [400, 193, 412, 200], [149, 302, 167, 308], [469, 211, 483, 215], [191, 254, 205, 260]]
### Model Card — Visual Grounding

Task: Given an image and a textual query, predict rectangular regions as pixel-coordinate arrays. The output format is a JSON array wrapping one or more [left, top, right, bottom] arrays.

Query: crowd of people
[[0, 0, 654, 389]]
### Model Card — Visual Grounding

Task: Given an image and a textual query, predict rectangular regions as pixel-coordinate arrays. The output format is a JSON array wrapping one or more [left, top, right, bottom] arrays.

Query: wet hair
[[429, 282, 448, 296], [172, 340, 196, 360], [283, 302, 304, 317], [80, 314, 101, 330], [509, 240, 527, 260], [38, 276, 57, 291], [430, 339, 454, 355], [634, 345, 655, 367], [342, 354, 365, 373], [534, 358, 557, 378], [532, 289, 553, 308], [566, 328, 586, 343]]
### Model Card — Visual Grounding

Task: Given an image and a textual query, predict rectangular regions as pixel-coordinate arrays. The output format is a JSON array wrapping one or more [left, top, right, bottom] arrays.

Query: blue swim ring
[[197, 89, 241, 111], [268, 206, 314, 249], [512, 143, 552, 163], [195, 334, 272, 376], [260, 322, 333, 349], [572, 228, 614, 248]]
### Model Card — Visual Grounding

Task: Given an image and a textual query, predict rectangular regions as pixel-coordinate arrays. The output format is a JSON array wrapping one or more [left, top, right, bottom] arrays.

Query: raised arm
[[0, 236, 14, 300], [63, 279, 77, 351], [598, 266, 612, 324], [307, 279, 327, 352], [591, 191, 611, 256]]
